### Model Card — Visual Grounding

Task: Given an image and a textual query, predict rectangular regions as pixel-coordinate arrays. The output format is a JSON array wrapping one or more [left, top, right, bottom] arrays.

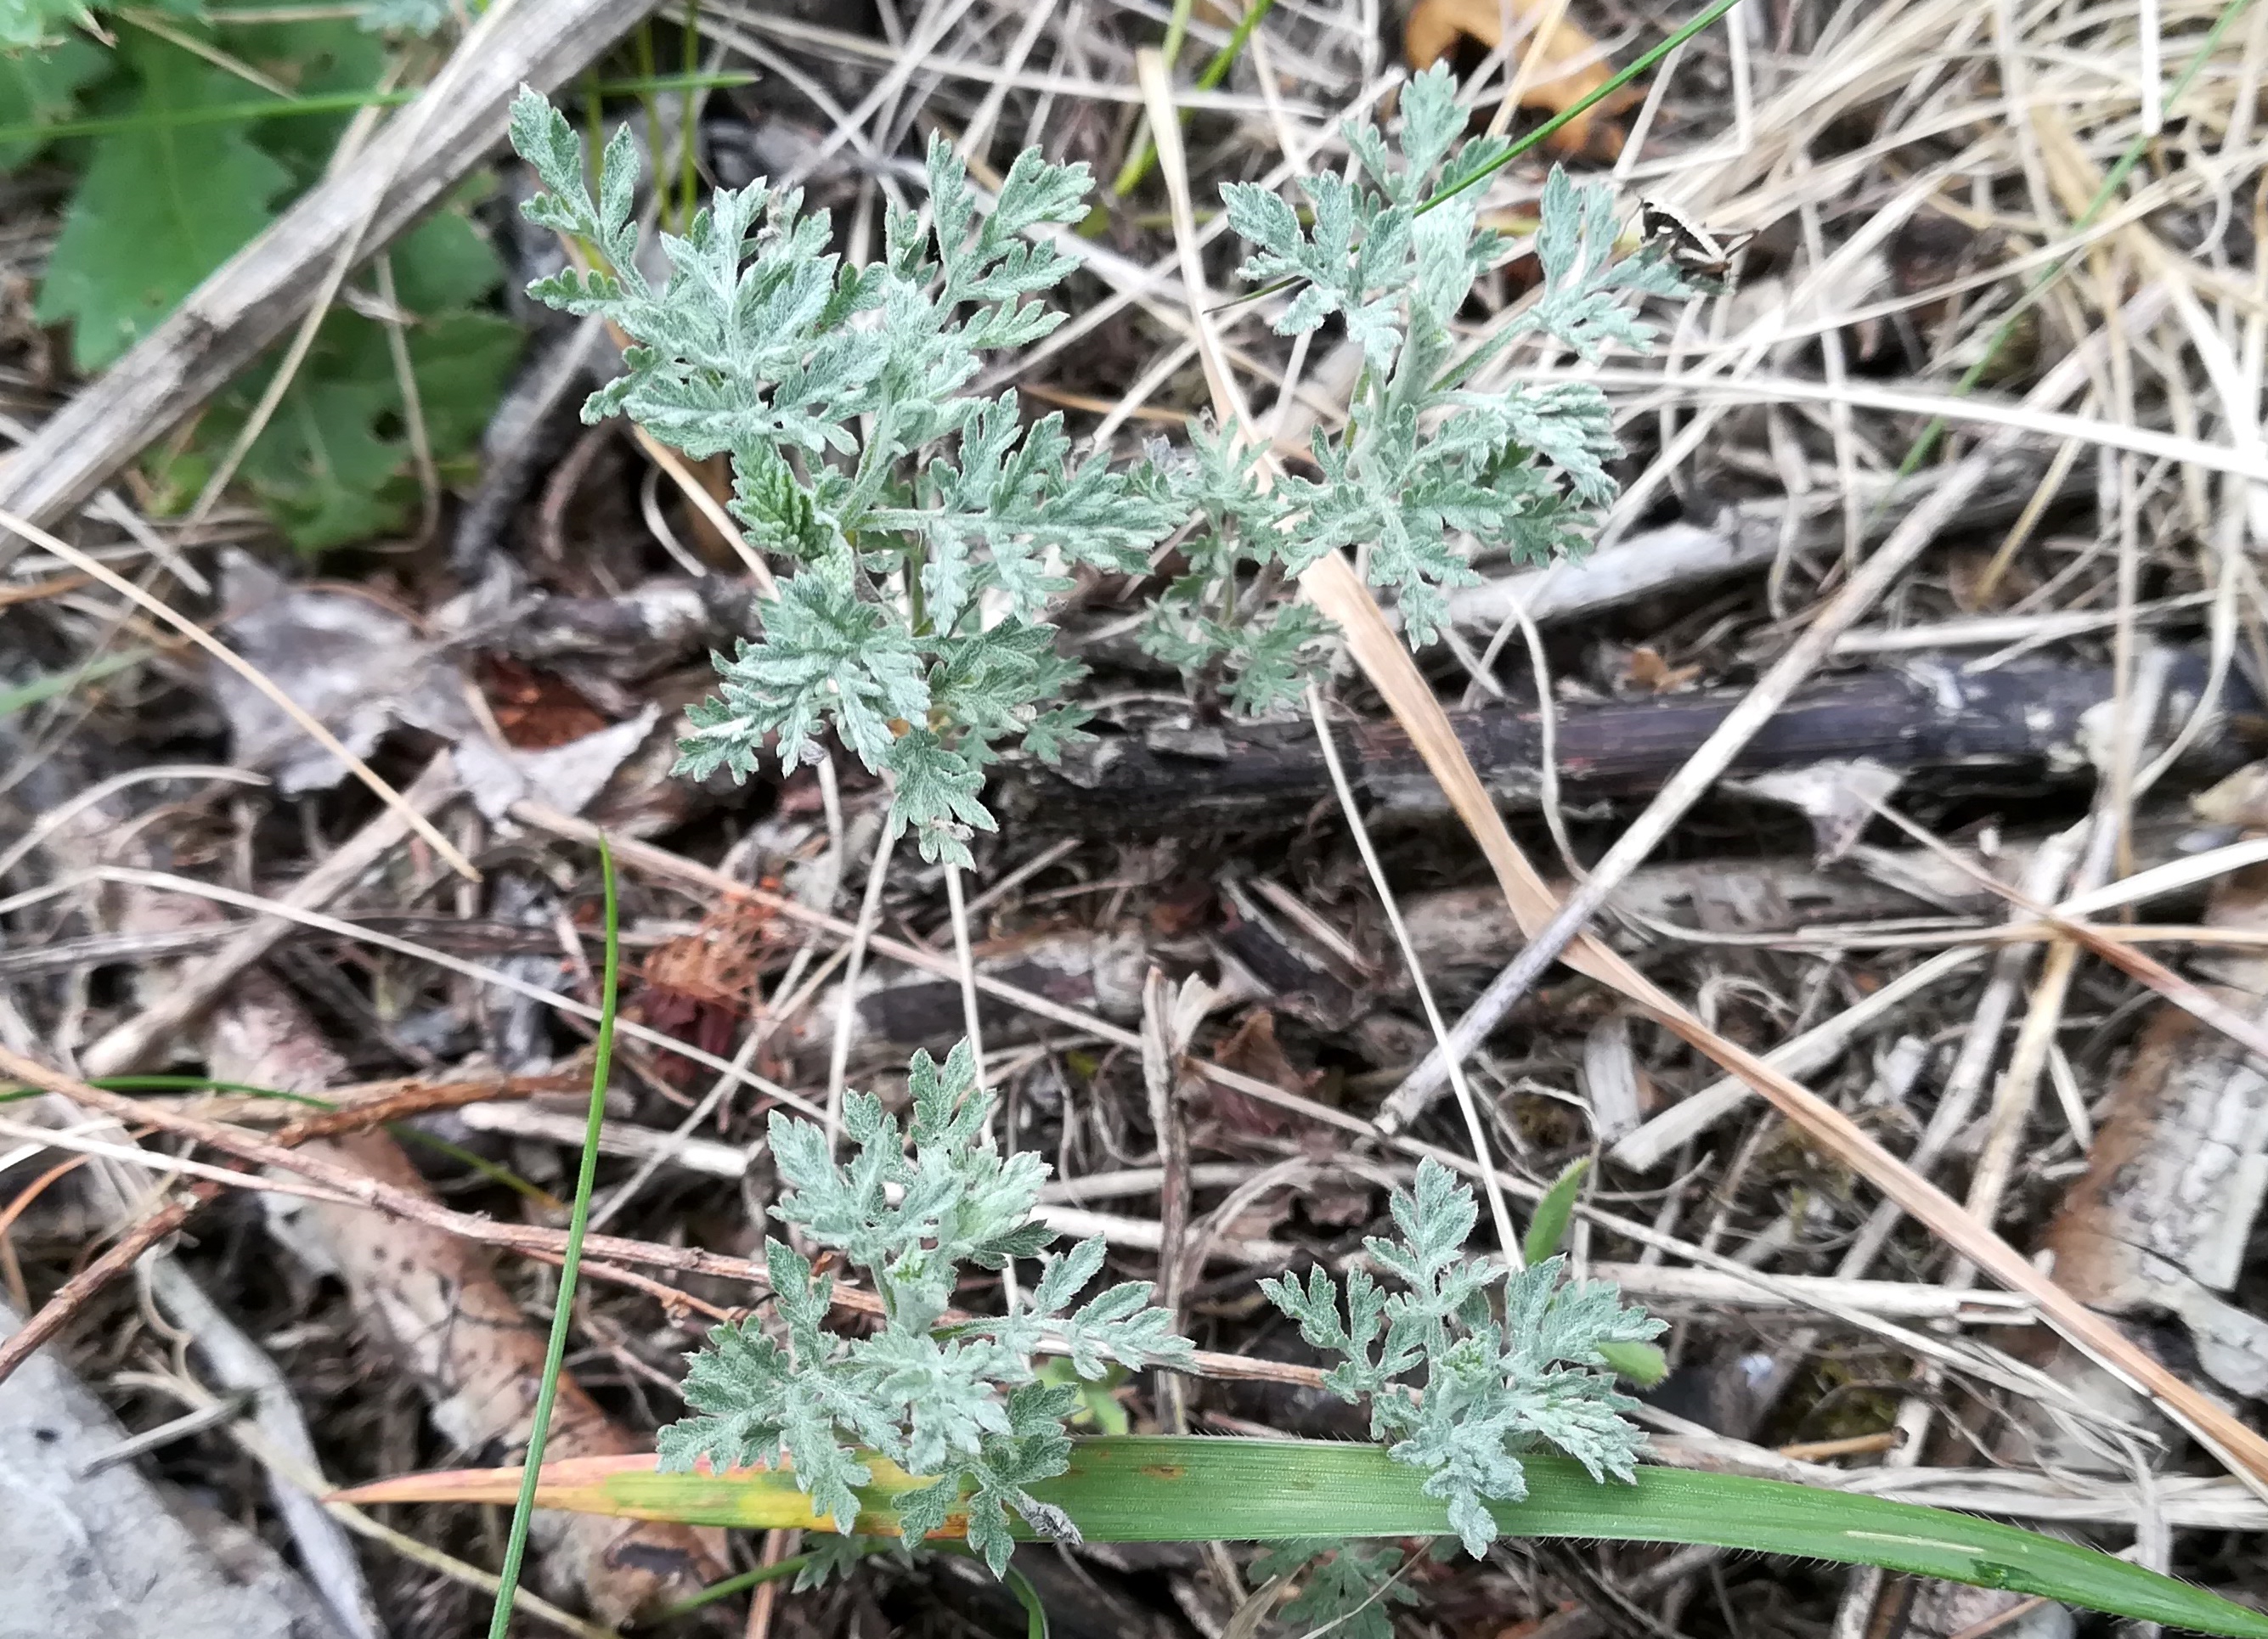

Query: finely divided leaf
[[1263, 1159, 1664, 1558], [660, 1046, 1188, 1571]]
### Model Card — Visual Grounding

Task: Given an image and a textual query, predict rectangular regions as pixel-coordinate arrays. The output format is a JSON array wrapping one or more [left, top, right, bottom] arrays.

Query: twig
[[1140, 967, 1193, 1431], [82, 753, 461, 1078], [0, 1186, 208, 1388]]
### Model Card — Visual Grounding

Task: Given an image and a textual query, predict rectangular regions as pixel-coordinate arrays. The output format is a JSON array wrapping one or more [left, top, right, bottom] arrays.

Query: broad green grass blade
[[341, 1440, 2268, 1637], [1522, 1154, 1589, 1264]]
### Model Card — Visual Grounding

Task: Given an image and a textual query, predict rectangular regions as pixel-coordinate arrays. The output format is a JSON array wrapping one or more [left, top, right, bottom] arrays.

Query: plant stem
[[483, 836, 622, 1639], [0, 72, 753, 150], [1418, 0, 1743, 213], [635, 25, 665, 231], [646, 1550, 834, 1621], [1111, 0, 1278, 198], [679, 0, 703, 233]]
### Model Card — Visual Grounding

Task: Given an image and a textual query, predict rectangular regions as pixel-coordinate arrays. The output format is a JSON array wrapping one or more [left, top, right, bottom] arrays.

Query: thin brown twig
[[271, 1072, 590, 1143], [0, 1185, 212, 1387]]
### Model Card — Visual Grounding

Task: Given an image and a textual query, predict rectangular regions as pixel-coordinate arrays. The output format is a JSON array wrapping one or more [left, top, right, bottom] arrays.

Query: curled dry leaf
[[635, 895, 780, 1084], [1404, 0, 1640, 158]]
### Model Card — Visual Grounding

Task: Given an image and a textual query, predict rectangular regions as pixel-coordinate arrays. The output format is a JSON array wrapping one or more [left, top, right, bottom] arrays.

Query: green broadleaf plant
[[3, 20, 518, 548], [35, 30, 293, 371]]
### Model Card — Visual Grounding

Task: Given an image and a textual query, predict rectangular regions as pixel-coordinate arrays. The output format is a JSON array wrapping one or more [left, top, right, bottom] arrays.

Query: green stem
[[635, 25, 665, 230], [581, 66, 605, 181], [644, 1549, 832, 1622], [1110, 0, 1278, 198], [1418, 0, 1744, 215], [0, 72, 753, 150], [679, 0, 703, 233], [1110, 0, 1194, 199], [484, 835, 622, 1639]]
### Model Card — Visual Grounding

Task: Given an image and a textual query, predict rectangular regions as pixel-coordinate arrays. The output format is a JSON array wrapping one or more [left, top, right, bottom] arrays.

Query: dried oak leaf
[[1404, 0, 1640, 159]]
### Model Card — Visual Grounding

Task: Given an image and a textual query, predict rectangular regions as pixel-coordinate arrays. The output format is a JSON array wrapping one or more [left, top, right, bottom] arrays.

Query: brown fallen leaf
[[208, 972, 730, 1625], [1404, 0, 1640, 159], [1621, 645, 1704, 695], [1199, 1008, 1317, 1140]]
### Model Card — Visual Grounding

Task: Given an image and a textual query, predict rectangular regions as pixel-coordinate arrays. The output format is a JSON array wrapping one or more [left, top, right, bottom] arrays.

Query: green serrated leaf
[[165, 307, 519, 549], [227, 14, 386, 178], [1598, 1340, 1669, 1388], [386, 203, 505, 314], [36, 34, 294, 370], [0, 35, 104, 168]]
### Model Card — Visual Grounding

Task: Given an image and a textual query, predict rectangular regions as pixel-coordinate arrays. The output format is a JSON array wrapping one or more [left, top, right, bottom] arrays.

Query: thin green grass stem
[[1111, 0, 1278, 198], [0, 71, 753, 149], [484, 834, 622, 1639]]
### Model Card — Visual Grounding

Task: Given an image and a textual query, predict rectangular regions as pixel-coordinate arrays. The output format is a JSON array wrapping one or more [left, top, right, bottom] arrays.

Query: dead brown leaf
[[1199, 1009, 1320, 1139], [1621, 645, 1704, 695], [1404, 0, 1640, 159]]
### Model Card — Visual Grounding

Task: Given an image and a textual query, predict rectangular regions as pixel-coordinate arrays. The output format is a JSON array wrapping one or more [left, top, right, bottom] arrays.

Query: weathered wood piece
[[1016, 653, 2254, 831]]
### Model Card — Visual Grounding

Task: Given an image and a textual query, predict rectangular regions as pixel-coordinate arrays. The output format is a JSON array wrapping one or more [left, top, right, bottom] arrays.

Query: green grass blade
[[405, 1441, 2268, 1636], [484, 833, 621, 1639], [1111, 0, 1278, 198], [647, 1552, 821, 1623], [1522, 1154, 1589, 1264], [0, 647, 151, 718], [1418, 0, 1744, 215]]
